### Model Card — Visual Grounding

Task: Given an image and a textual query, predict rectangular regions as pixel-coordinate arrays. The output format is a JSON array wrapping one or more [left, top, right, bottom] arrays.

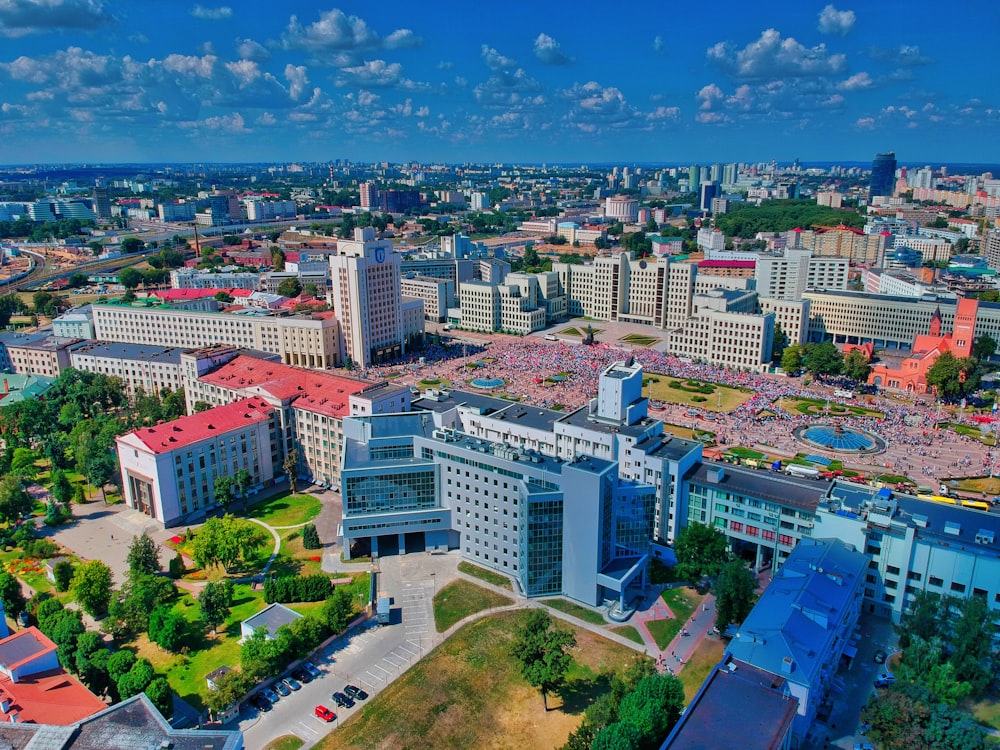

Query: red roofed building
[[869, 298, 979, 395], [150, 288, 253, 303], [697, 259, 756, 278], [0, 627, 106, 726], [116, 397, 277, 526], [182, 351, 411, 492]]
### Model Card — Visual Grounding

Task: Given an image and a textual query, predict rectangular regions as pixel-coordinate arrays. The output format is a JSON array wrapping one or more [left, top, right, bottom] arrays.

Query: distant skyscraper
[[869, 152, 897, 199], [688, 165, 700, 195], [92, 185, 111, 221], [700, 183, 719, 212], [359, 181, 378, 209]]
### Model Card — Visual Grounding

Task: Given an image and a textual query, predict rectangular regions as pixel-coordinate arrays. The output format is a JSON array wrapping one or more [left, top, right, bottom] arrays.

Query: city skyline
[[0, 1, 996, 165]]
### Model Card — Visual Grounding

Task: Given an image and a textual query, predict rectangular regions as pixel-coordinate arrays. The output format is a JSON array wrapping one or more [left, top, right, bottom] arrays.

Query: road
[[238, 552, 458, 750]]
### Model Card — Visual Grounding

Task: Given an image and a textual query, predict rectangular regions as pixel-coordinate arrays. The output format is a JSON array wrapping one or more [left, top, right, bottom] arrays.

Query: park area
[[775, 396, 884, 419], [318, 611, 645, 750], [644, 375, 753, 412]]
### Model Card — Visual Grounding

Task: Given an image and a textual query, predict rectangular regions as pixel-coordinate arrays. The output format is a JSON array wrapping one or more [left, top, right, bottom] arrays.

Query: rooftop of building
[[687, 461, 828, 513], [68, 340, 187, 363], [557, 404, 660, 439], [698, 260, 757, 268], [123, 396, 273, 454], [664, 657, 797, 750], [0, 373, 55, 405], [726, 538, 867, 687], [413, 388, 515, 416], [151, 288, 254, 302], [198, 355, 373, 418], [243, 602, 303, 639], [0, 694, 242, 750], [635, 432, 702, 462], [0, 330, 55, 348], [0, 668, 107, 727], [0, 628, 56, 673]]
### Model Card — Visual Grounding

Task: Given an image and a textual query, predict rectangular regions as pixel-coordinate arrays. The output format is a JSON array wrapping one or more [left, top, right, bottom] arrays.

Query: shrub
[[263, 574, 332, 604], [691, 396, 707, 403], [23, 539, 59, 559], [301, 523, 320, 550], [168, 553, 185, 579], [53, 560, 74, 592]]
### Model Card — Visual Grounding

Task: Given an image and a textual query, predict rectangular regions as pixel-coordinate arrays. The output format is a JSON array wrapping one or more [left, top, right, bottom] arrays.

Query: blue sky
[[0, 0, 996, 165]]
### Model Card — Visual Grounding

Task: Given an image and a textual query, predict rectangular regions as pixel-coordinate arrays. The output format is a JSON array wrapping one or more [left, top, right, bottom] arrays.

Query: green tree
[[616, 673, 685, 748], [107, 650, 137, 682], [713, 560, 758, 633], [672, 522, 730, 585], [322, 587, 355, 633], [232, 468, 252, 509], [0, 572, 26, 621], [781, 345, 803, 374], [591, 721, 642, 750], [118, 267, 144, 289], [283, 448, 299, 491], [240, 627, 281, 681], [116, 658, 155, 700], [148, 606, 186, 652], [948, 595, 994, 696], [10, 446, 40, 478], [127, 533, 161, 577], [277, 277, 302, 297], [198, 579, 234, 634], [191, 516, 269, 573], [271, 247, 286, 270], [71, 560, 114, 617], [302, 282, 319, 297], [213, 476, 235, 507], [32, 291, 62, 317], [926, 351, 980, 398], [301, 523, 320, 549], [145, 676, 174, 718], [803, 340, 843, 378], [204, 669, 253, 718], [511, 610, 576, 710], [771, 323, 789, 364], [53, 560, 75, 592], [0, 475, 32, 524], [972, 333, 997, 362], [842, 349, 872, 383], [120, 237, 144, 254], [50, 468, 74, 505], [50, 610, 85, 667]]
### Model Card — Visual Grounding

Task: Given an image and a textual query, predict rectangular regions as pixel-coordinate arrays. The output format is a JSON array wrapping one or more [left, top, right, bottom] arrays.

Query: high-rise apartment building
[[359, 181, 378, 209], [330, 227, 408, 368], [689, 164, 700, 195], [869, 151, 897, 200], [92, 185, 111, 220]]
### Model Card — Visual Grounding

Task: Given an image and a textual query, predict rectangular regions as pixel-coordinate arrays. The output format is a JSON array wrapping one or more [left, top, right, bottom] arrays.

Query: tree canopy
[[713, 560, 758, 632], [191, 516, 269, 573], [511, 610, 576, 710], [926, 351, 980, 398], [672, 522, 730, 584]]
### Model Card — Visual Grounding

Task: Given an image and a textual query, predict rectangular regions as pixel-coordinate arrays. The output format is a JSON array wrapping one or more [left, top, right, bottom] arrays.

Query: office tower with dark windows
[[869, 151, 897, 199]]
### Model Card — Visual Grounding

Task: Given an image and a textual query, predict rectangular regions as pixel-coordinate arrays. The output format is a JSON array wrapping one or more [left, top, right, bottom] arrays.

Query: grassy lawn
[[610, 625, 644, 645], [645, 374, 753, 413], [433, 579, 514, 632], [542, 598, 607, 626], [775, 396, 884, 419], [942, 422, 997, 446], [678, 637, 726, 704], [646, 587, 702, 650], [246, 492, 322, 527], [726, 447, 765, 459], [968, 695, 1000, 731], [317, 611, 647, 750], [953, 476, 1000, 496], [268, 528, 324, 578], [661, 423, 716, 443], [458, 561, 513, 589], [263, 737, 304, 750], [619, 334, 660, 346]]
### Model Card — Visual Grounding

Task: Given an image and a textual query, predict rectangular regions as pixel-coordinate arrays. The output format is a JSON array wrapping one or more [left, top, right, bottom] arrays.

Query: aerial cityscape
[[0, 2, 997, 750]]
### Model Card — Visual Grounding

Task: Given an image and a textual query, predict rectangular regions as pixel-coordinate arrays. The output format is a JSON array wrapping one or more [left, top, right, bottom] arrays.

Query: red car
[[314, 705, 336, 723]]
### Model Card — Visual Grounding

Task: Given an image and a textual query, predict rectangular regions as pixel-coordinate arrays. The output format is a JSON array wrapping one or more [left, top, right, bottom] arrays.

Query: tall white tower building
[[330, 227, 404, 368]]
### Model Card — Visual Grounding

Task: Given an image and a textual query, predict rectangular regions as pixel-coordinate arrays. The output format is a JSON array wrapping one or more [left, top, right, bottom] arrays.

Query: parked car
[[873, 649, 887, 664], [314, 705, 336, 723], [344, 684, 369, 701], [283, 676, 302, 692], [332, 691, 355, 708], [292, 668, 313, 684], [274, 681, 291, 697], [262, 687, 280, 703], [302, 661, 321, 679], [249, 694, 271, 712]]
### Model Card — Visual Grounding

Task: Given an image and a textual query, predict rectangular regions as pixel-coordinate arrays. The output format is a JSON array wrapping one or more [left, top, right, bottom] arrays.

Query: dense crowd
[[363, 338, 996, 485]]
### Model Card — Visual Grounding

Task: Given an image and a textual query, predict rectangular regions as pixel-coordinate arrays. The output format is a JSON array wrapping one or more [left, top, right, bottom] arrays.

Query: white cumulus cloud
[[533, 33, 572, 65], [818, 5, 856, 36]]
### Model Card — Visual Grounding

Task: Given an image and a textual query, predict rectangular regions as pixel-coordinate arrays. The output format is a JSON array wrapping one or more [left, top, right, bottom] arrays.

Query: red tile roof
[[0, 669, 106, 725], [152, 288, 253, 302], [127, 396, 273, 454], [698, 260, 756, 268], [197, 355, 370, 417]]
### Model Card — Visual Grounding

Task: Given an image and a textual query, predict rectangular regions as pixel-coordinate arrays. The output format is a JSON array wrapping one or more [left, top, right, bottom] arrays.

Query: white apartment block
[[51, 307, 96, 339], [92, 302, 340, 369], [330, 227, 409, 368], [697, 228, 726, 252], [400, 276, 453, 321], [69, 342, 185, 396], [242, 199, 297, 222], [669, 290, 774, 372], [170, 269, 260, 290], [755, 250, 849, 301], [116, 396, 277, 527], [457, 279, 546, 335], [5, 336, 79, 378], [758, 297, 809, 346], [894, 235, 952, 264]]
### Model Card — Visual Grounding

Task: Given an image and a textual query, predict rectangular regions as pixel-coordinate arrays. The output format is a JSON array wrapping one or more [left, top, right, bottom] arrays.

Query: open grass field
[[610, 625, 644, 645], [644, 375, 753, 413], [952, 476, 1000, 496], [941, 422, 997, 446], [433, 579, 514, 632], [458, 561, 513, 589], [246, 492, 322, 527], [775, 396, 884, 419], [678, 637, 726, 703], [619, 333, 660, 346], [542, 598, 607, 626], [646, 587, 703, 650], [263, 737, 304, 750], [317, 611, 648, 750]]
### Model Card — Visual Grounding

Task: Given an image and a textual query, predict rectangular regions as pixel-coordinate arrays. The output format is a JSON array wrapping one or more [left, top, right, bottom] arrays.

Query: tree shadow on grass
[[556, 673, 612, 716]]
